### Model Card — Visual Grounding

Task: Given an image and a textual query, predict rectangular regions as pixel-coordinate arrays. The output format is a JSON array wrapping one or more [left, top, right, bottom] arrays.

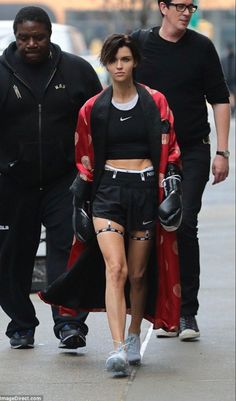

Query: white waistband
[[104, 164, 154, 174]]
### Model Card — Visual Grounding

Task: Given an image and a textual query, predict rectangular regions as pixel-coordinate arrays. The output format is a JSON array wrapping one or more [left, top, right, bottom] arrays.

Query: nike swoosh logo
[[142, 220, 153, 225], [120, 116, 132, 122]]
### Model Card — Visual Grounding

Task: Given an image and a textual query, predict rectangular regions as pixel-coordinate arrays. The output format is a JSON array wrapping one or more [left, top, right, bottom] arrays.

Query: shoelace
[[126, 334, 140, 346], [127, 336, 136, 345], [181, 316, 196, 329]]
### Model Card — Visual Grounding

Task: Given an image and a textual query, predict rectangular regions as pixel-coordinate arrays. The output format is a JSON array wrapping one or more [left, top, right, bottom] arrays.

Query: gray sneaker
[[126, 333, 141, 365], [105, 344, 129, 376]]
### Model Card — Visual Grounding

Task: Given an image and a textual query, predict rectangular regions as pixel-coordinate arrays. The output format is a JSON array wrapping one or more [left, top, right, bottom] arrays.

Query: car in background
[[0, 21, 87, 55], [81, 53, 110, 88], [0, 21, 109, 87], [0, 20, 16, 39]]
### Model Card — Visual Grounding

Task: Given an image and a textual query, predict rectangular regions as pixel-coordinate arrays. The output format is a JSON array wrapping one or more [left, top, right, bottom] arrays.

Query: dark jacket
[[0, 42, 102, 188]]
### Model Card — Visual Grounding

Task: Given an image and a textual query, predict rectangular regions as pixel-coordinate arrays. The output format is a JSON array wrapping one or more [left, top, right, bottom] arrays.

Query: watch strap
[[216, 150, 230, 158]]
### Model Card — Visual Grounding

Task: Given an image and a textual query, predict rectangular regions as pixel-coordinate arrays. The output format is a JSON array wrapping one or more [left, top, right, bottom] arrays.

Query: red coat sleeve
[[74, 98, 97, 182], [152, 89, 181, 166], [148, 88, 181, 202]]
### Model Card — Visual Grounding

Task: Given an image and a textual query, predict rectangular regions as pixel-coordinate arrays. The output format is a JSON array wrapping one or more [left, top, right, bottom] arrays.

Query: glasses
[[168, 3, 198, 13]]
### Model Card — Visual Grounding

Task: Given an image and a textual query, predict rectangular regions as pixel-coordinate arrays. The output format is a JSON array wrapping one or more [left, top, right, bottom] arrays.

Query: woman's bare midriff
[[106, 159, 152, 170]]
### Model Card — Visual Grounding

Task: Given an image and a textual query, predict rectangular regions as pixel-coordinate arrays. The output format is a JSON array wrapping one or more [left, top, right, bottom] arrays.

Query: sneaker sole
[[156, 328, 178, 338], [128, 358, 141, 366], [11, 343, 34, 349], [106, 357, 129, 374], [59, 333, 86, 349], [179, 329, 200, 341]]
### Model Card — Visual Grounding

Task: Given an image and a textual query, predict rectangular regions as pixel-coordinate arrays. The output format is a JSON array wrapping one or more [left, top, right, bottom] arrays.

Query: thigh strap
[[130, 230, 154, 241], [95, 221, 124, 237]]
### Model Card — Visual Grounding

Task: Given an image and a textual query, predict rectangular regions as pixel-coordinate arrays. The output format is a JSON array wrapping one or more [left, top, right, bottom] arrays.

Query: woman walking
[[40, 34, 182, 376]]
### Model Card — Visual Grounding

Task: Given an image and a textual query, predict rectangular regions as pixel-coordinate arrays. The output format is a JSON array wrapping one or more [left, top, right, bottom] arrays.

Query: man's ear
[[159, 1, 168, 15]]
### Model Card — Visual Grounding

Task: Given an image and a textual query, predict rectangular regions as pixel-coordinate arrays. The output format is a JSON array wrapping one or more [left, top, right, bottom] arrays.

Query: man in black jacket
[[132, 0, 230, 340], [0, 6, 102, 349]]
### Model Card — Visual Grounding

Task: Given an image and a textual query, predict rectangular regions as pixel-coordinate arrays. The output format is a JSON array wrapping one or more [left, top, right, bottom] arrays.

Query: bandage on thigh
[[95, 220, 124, 237], [130, 230, 153, 241]]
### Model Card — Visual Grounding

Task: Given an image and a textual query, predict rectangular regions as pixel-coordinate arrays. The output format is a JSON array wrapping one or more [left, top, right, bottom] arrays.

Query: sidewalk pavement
[[0, 117, 235, 401]]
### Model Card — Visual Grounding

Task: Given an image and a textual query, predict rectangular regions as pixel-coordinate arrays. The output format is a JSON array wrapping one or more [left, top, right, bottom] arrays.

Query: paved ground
[[0, 115, 235, 401]]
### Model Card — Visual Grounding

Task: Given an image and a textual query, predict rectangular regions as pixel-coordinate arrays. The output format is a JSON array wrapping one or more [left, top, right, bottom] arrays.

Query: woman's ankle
[[112, 339, 125, 350]]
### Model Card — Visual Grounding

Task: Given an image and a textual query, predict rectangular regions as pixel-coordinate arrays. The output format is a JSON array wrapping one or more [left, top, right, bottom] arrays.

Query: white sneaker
[[126, 333, 141, 365], [156, 327, 178, 338], [105, 345, 129, 376]]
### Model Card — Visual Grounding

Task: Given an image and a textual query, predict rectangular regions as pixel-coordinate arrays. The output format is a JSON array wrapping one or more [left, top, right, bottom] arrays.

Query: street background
[[0, 112, 235, 401], [0, 1, 235, 400], [0, 0, 235, 57]]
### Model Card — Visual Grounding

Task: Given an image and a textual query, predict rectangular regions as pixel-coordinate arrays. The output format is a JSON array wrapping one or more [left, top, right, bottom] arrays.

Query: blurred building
[[0, 0, 235, 54], [199, 0, 235, 56]]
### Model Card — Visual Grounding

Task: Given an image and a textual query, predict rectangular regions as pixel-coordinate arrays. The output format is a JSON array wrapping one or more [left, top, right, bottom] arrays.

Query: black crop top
[[106, 99, 150, 159]]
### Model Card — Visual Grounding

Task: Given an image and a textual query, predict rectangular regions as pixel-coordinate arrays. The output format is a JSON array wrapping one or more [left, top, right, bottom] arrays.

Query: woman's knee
[[129, 269, 146, 289], [106, 261, 128, 286]]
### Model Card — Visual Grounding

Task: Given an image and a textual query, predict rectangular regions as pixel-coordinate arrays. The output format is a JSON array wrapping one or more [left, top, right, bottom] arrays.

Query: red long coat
[[41, 83, 181, 331]]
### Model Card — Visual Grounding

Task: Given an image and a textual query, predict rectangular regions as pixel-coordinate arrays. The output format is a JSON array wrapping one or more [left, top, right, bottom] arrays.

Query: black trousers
[[0, 171, 88, 338], [177, 141, 211, 316]]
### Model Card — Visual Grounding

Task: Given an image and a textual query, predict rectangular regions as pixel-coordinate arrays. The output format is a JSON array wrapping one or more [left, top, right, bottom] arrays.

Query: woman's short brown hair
[[100, 33, 141, 66]]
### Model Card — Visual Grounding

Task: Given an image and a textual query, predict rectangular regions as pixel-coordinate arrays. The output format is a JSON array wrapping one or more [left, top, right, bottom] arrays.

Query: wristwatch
[[216, 150, 230, 159]]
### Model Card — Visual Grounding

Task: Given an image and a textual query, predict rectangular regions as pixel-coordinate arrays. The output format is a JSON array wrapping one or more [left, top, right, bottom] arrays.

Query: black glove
[[70, 174, 91, 205], [158, 163, 183, 232], [70, 174, 94, 243]]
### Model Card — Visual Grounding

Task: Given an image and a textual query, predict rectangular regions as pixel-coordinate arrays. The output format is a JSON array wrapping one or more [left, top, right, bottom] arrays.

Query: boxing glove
[[158, 163, 183, 232], [70, 174, 94, 243]]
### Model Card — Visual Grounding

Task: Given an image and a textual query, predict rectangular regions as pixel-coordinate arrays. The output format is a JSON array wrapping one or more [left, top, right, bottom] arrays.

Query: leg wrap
[[130, 230, 153, 241], [95, 220, 124, 237]]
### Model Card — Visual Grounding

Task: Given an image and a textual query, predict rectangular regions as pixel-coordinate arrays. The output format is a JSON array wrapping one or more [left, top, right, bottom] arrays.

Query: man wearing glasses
[[132, 1, 230, 341]]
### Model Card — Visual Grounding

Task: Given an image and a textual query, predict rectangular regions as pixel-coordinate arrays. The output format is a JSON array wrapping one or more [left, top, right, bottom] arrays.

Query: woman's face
[[106, 46, 136, 84]]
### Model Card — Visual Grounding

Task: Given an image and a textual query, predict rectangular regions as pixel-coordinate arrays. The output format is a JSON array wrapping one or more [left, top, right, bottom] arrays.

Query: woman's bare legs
[[127, 231, 153, 335], [93, 218, 153, 370], [93, 217, 127, 350]]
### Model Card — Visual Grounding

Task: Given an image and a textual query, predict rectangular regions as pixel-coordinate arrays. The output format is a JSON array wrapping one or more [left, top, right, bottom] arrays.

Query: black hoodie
[[0, 42, 102, 188]]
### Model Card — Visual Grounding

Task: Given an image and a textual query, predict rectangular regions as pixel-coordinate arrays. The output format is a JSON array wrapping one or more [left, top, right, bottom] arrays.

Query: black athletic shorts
[[92, 168, 158, 232]]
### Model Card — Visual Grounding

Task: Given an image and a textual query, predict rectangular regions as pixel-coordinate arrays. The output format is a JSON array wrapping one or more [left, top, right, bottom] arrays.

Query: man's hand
[[212, 155, 229, 185]]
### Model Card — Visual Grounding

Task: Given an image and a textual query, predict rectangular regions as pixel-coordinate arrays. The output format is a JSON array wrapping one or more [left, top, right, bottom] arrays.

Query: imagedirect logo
[[0, 396, 43, 401]]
